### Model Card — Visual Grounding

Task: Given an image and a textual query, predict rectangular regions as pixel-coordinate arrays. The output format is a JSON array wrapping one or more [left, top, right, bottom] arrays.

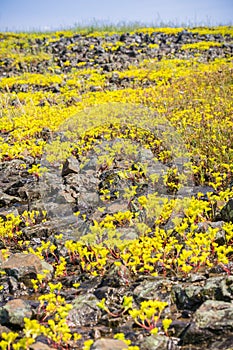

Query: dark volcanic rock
[[220, 198, 233, 222], [91, 338, 128, 350], [0, 299, 32, 326], [61, 156, 80, 177], [30, 342, 56, 350], [140, 334, 179, 350], [182, 300, 233, 345], [67, 293, 102, 327], [172, 276, 233, 311], [0, 191, 21, 207], [1, 30, 232, 79], [133, 277, 174, 304], [208, 337, 233, 350], [1, 253, 53, 285]]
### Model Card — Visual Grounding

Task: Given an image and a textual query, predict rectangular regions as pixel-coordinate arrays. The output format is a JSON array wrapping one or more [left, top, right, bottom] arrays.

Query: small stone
[[110, 73, 120, 83], [172, 284, 204, 311], [220, 198, 233, 222], [67, 293, 101, 327], [0, 299, 32, 326], [0, 191, 21, 206], [193, 185, 216, 201], [172, 276, 232, 311], [91, 338, 128, 350], [116, 227, 138, 240], [8, 276, 19, 292], [0, 251, 5, 263], [209, 337, 233, 350], [140, 334, 178, 350], [0, 325, 11, 336], [79, 191, 99, 207], [195, 300, 233, 329], [182, 300, 233, 344], [106, 201, 128, 213], [30, 342, 56, 350], [1, 253, 43, 281], [30, 341, 56, 350], [189, 274, 207, 283], [61, 156, 80, 177], [134, 277, 174, 304], [41, 260, 54, 278], [43, 202, 74, 219], [90, 85, 102, 92]]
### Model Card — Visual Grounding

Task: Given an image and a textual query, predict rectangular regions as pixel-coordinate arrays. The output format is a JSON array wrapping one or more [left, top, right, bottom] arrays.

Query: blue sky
[[0, 0, 232, 31]]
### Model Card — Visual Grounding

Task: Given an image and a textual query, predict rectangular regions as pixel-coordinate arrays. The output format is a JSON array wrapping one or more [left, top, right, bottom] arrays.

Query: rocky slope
[[0, 27, 233, 349]]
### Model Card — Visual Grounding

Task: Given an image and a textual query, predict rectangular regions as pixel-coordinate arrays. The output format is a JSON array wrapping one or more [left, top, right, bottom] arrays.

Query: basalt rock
[[181, 300, 233, 345], [30, 342, 56, 350], [220, 198, 233, 222], [90, 338, 128, 350], [67, 293, 102, 327], [1, 31, 232, 79], [61, 156, 80, 177], [133, 277, 174, 305], [172, 275, 233, 311], [140, 334, 179, 350], [1, 253, 53, 286], [0, 299, 32, 326]]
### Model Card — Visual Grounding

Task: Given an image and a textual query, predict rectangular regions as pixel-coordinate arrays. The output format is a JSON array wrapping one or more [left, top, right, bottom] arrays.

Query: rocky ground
[[0, 28, 233, 349], [1, 29, 233, 84]]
